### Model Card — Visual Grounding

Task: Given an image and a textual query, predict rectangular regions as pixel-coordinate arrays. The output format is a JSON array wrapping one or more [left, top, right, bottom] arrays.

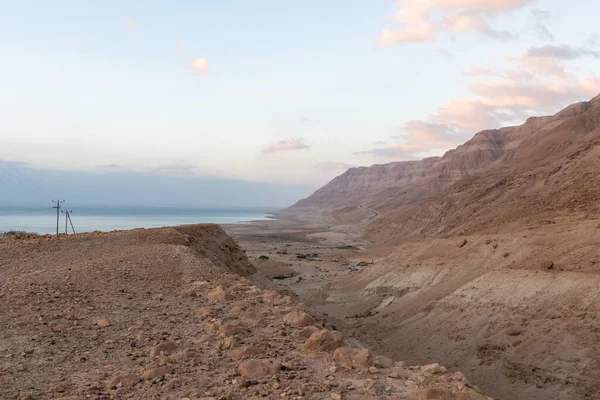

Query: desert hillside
[[0, 225, 488, 400], [255, 94, 600, 400], [290, 94, 600, 237]]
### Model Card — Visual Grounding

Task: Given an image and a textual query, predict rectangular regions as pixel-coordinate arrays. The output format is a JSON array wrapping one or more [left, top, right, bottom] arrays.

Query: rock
[[541, 260, 555, 270], [238, 359, 281, 379], [218, 322, 244, 337], [262, 290, 282, 303], [294, 326, 320, 339], [106, 373, 141, 389], [238, 310, 265, 327], [97, 319, 111, 328], [302, 329, 344, 352], [208, 286, 230, 302], [196, 307, 214, 318], [506, 327, 522, 336], [331, 393, 342, 400], [453, 371, 466, 382], [228, 345, 263, 360], [421, 363, 447, 375], [167, 349, 197, 363], [333, 347, 373, 368], [283, 310, 316, 327], [165, 378, 183, 389], [180, 288, 197, 297], [150, 341, 178, 357], [459, 239, 468, 248], [142, 366, 169, 381], [373, 355, 394, 368], [258, 255, 269, 260]]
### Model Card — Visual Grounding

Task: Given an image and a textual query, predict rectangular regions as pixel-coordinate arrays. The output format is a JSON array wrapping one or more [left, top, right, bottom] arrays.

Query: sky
[[1, 0, 600, 195]]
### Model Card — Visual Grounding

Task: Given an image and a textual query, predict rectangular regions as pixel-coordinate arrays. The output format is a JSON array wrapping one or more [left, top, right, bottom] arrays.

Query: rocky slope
[[0, 225, 489, 400], [290, 94, 600, 235]]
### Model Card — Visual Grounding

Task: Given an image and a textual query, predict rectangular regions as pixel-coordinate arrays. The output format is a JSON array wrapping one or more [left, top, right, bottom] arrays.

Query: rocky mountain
[[290, 94, 600, 239]]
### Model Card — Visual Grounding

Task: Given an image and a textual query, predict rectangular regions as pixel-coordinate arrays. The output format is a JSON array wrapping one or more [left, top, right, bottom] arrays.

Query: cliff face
[[290, 94, 600, 237]]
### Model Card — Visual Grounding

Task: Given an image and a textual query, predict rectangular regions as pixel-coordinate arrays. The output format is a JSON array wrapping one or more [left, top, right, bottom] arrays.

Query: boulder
[[302, 329, 344, 352], [283, 310, 316, 327], [333, 347, 373, 368]]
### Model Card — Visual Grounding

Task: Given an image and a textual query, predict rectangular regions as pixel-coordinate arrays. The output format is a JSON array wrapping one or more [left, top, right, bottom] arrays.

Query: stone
[[262, 290, 282, 303], [106, 373, 141, 389], [238, 359, 281, 379], [421, 363, 447, 375], [283, 310, 316, 327], [459, 239, 468, 248], [238, 310, 265, 327], [165, 378, 183, 389], [294, 326, 320, 339], [97, 319, 111, 328], [167, 349, 197, 363], [373, 355, 394, 368], [180, 288, 197, 297], [150, 341, 178, 357], [208, 286, 230, 302], [331, 393, 342, 400], [302, 329, 344, 352], [541, 260, 555, 270], [218, 322, 244, 337], [142, 366, 169, 381], [228, 345, 263, 360], [333, 347, 373, 368]]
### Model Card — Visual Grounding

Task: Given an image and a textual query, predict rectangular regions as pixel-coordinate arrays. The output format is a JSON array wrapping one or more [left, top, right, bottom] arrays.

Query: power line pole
[[52, 200, 65, 235], [67, 211, 75, 234], [61, 209, 75, 235]]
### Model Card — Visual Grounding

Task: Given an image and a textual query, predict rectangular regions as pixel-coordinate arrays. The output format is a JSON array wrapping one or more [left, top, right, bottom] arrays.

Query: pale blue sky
[[1, 0, 599, 186]]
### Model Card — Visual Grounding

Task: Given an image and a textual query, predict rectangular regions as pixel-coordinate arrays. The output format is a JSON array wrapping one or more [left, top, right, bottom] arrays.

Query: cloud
[[357, 121, 469, 159], [527, 45, 600, 60], [190, 58, 209, 74], [436, 48, 453, 59], [372, 140, 387, 145], [433, 47, 600, 132], [531, 9, 553, 41], [262, 138, 309, 153], [153, 163, 198, 175], [378, 0, 533, 45], [96, 164, 126, 171], [125, 20, 136, 30]]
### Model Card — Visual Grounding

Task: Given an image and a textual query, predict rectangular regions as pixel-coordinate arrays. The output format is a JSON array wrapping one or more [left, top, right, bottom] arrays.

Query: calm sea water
[[0, 206, 276, 235]]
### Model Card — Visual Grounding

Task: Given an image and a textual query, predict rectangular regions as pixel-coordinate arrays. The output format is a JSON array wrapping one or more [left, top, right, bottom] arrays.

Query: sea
[[0, 205, 276, 235]]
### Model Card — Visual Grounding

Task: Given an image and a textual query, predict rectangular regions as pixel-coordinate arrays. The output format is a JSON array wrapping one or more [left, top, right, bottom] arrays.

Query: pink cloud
[[262, 138, 309, 153], [379, 0, 533, 45], [357, 121, 469, 159], [434, 47, 600, 132], [190, 58, 209, 74]]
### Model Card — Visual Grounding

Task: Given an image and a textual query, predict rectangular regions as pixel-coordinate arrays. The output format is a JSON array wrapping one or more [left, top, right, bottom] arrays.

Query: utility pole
[[52, 200, 65, 235], [67, 211, 75, 234], [62, 209, 75, 235]]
